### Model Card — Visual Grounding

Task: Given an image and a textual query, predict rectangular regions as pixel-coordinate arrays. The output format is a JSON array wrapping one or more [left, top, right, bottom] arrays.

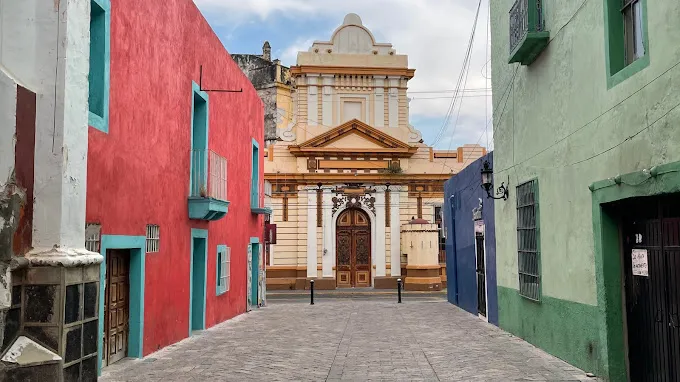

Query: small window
[[517, 179, 540, 301], [217, 246, 230, 295], [85, 223, 101, 253], [146, 225, 160, 253], [622, 0, 644, 65], [88, 0, 110, 133]]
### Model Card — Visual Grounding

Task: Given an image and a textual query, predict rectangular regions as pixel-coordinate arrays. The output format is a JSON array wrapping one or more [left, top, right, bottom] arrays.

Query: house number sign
[[632, 249, 649, 277]]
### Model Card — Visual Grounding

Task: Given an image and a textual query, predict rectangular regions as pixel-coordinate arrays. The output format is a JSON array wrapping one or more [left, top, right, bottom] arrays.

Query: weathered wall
[[444, 153, 498, 325], [86, 0, 264, 356], [490, 0, 680, 377]]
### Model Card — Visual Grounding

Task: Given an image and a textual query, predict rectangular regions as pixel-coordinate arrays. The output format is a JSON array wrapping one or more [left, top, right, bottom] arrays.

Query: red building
[[85, 0, 267, 373]]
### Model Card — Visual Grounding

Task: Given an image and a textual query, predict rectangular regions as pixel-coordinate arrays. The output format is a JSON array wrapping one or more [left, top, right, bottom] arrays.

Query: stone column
[[306, 187, 317, 278], [307, 75, 319, 126], [322, 189, 334, 278], [374, 190, 386, 277], [321, 75, 334, 127], [387, 76, 400, 128], [390, 188, 401, 276], [373, 76, 385, 128]]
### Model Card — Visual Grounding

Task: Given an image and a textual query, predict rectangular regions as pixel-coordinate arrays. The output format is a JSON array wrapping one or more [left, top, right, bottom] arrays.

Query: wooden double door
[[336, 209, 371, 287], [104, 249, 130, 367]]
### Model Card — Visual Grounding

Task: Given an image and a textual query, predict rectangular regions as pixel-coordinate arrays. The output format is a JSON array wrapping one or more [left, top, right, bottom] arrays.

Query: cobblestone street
[[100, 298, 594, 381]]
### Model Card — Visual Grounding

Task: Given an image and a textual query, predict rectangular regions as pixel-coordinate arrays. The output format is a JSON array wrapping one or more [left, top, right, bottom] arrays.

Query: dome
[[343, 13, 363, 26]]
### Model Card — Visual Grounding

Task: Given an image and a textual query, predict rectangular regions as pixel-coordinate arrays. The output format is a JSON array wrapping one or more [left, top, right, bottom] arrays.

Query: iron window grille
[[146, 224, 160, 253], [217, 247, 231, 293], [516, 179, 540, 301], [85, 223, 101, 253]]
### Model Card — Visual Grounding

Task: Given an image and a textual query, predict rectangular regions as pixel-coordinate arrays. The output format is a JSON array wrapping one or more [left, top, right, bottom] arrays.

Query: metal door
[[104, 249, 129, 366], [622, 195, 680, 381], [475, 232, 487, 317]]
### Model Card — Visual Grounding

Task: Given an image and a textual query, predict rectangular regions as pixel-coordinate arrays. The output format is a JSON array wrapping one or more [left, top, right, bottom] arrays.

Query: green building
[[490, 0, 680, 380]]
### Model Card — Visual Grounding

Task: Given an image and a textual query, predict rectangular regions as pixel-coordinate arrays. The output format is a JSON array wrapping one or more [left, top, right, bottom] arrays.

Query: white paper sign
[[632, 249, 649, 277]]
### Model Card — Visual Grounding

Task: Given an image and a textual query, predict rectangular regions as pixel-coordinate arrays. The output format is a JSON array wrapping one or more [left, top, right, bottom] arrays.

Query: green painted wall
[[490, 0, 680, 380]]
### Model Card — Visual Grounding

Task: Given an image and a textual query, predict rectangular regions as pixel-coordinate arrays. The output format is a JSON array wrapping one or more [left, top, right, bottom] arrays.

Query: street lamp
[[480, 160, 509, 200]]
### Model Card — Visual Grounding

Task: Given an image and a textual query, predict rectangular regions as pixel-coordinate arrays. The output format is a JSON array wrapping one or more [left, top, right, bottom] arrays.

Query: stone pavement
[[100, 299, 596, 381]]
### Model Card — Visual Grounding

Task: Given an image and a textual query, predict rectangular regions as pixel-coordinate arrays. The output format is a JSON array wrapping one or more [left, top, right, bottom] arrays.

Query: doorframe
[[250, 237, 261, 307], [590, 160, 680, 381], [189, 228, 208, 334], [331, 205, 376, 286], [98, 235, 146, 375], [473, 221, 489, 322]]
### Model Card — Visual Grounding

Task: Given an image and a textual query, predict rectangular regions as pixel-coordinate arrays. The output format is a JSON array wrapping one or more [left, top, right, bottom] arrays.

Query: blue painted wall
[[444, 152, 498, 325]]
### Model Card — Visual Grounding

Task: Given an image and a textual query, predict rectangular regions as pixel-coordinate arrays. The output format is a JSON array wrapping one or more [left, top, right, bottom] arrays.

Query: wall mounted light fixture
[[480, 160, 509, 200]]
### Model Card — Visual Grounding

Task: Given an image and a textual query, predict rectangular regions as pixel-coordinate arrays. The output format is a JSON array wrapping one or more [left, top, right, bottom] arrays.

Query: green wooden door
[[251, 243, 259, 306]]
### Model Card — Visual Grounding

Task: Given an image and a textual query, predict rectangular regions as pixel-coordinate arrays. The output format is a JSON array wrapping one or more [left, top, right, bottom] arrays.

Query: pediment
[[298, 119, 412, 149]]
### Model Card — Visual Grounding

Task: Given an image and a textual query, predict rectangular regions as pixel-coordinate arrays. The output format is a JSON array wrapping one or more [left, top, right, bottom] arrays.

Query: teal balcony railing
[[508, 0, 549, 65], [189, 149, 229, 220]]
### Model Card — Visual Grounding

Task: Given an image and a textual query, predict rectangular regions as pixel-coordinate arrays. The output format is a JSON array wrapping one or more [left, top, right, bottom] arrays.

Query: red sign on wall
[[265, 223, 277, 244]]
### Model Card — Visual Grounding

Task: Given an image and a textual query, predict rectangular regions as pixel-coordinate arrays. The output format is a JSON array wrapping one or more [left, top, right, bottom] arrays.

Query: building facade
[[233, 42, 293, 146], [264, 13, 485, 291], [1, 0, 103, 380], [491, 0, 680, 380], [444, 153, 498, 325], [85, 0, 266, 374]]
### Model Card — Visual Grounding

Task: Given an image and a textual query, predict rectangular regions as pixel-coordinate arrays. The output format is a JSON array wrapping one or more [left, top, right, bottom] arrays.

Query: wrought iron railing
[[190, 149, 227, 201], [509, 0, 545, 54]]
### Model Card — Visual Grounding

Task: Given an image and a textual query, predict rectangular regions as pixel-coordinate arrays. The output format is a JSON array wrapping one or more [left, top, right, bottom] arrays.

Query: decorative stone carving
[[331, 194, 376, 215], [472, 198, 483, 221]]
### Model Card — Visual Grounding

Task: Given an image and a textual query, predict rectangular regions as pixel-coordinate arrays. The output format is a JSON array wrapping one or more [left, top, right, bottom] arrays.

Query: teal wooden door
[[251, 243, 259, 306]]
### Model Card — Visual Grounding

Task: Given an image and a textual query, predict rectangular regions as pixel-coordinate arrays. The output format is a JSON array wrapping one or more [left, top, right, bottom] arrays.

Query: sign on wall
[[474, 220, 485, 235], [265, 223, 277, 244], [632, 249, 649, 277]]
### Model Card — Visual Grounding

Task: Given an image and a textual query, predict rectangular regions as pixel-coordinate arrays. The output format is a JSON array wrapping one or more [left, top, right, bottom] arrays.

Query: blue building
[[444, 152, 498, 325]]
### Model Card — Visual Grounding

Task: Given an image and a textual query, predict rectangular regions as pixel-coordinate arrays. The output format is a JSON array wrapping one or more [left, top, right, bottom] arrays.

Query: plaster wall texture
[[86, 0, 264, 356], [491, 0, 680, 376], [444, 153, 498, 326], [1, 0, 92, 252], [0, 70, 16, 187], [400, 223, 439, 266]]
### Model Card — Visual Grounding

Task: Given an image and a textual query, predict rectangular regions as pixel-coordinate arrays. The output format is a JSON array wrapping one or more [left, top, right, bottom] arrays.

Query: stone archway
[[336, 209, 371, 287]]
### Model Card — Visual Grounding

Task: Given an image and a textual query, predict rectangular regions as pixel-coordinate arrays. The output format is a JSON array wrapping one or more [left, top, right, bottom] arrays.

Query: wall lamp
[[480, 160, 509, 200]]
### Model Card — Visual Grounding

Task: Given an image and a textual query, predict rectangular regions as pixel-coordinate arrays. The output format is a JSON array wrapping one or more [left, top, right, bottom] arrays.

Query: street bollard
[[397, 278, 402, 303], [310, 279, 315, 305]]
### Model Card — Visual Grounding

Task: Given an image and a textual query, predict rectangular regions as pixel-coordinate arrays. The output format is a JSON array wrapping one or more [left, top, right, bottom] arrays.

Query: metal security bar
[[85, 223, 101, 253], [191, 149, 227, 201], [146, 224, 160, 253], [516, 180, 540, 301], [509, 0, 545, 53]]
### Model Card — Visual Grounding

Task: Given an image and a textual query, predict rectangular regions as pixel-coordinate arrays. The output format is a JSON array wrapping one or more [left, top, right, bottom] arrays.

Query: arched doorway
[[336, 209, 371, 287]]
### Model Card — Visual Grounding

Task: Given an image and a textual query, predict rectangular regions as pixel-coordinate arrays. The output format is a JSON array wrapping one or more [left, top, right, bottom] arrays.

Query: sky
[[193, 0, 493, 151]]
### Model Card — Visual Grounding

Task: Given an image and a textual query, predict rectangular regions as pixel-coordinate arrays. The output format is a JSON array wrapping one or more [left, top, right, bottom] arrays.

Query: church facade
[[264, 13, 485, 290]]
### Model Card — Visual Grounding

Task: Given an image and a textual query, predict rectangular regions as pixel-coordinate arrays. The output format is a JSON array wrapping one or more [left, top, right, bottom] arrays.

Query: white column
[[373, 76, 385, 128], [26, 0, 101, 264], [375, 190, 386, 277], [307, 75, 318, 126], [390, 189, 401, 276], [321, 75, 334, 128], [387, 76, 400, 128], [322, 189, 333, 277], [306, 188, 317, 278]]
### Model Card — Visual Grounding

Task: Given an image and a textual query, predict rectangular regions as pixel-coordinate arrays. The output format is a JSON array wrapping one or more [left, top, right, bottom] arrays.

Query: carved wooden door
[[336, 209, 371, 287], [104, 249, 129, 366]]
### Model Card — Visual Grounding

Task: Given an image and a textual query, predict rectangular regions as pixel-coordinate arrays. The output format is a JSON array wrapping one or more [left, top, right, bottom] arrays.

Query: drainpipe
[[449, 194, 459, 304]]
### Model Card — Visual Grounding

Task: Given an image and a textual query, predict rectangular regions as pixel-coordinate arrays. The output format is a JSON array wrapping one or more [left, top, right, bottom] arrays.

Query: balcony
[[188, 150, 229, 221], [508, 0, 549, 65], [251, 189, 272, 215]]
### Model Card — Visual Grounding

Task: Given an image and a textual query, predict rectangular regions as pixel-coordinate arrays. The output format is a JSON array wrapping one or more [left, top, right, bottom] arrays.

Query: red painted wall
[[86, 0, 264, 356]]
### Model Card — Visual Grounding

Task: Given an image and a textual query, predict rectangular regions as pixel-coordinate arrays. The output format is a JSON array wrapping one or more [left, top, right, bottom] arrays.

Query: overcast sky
[[193, 0, 493, 150]]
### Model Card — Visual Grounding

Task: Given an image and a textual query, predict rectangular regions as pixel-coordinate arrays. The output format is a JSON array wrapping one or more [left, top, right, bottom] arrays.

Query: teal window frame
[[251, 139, 260, 209], [88, 0, 110, 133], [216, 245, 229, 295], [190, 82, 210, 196], [603, 0, 650, 89]]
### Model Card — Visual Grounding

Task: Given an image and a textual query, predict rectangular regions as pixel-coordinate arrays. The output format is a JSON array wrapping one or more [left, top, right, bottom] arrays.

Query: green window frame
[[88, 0, 110, 133], [516, 179, 541, 301], [190, 82, 209, 197], [603, 0, 650, 89], [216, 245, 230, 295], [251, 139, 260, 208]]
